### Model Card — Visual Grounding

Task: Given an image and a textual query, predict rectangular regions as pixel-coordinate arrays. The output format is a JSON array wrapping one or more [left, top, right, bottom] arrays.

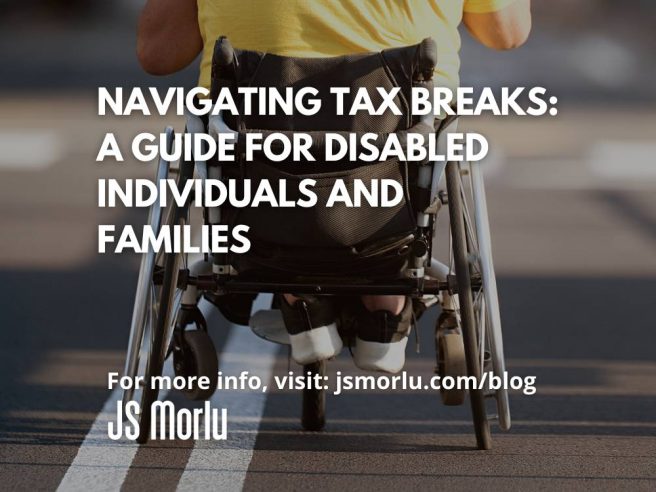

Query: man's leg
[[279, 294, 411, 372], [279, 294, 342, 365], [360, 295, 405, 315], [354, 294, 413, 373]]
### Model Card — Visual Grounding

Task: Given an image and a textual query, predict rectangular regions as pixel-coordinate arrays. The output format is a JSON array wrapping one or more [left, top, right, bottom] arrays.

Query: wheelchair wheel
[[468, 161, 511, 433], [173, 329, 219, 401], [301, 360, 326, 432], [136, 247, 182, 443], [122, 127, 193, 444], [446, 161, 492, 450]]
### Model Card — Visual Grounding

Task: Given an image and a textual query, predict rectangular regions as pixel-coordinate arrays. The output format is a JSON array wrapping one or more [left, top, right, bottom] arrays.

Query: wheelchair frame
[[122, 41, 511, 450]]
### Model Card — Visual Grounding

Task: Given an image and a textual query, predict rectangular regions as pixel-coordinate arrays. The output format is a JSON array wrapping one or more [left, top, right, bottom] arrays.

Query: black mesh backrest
[[208, 39, 435, 257]]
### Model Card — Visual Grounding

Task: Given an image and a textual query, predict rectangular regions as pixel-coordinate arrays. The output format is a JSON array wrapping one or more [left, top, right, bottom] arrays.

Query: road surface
[[0, 97, 655, 491]]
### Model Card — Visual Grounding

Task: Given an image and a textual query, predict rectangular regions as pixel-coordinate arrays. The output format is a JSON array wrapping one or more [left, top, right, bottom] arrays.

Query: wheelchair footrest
[[250, 309, 290, 346]]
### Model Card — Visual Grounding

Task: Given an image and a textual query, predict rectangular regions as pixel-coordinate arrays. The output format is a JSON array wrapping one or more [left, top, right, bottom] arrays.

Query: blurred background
[[1, 1, 654, 490]]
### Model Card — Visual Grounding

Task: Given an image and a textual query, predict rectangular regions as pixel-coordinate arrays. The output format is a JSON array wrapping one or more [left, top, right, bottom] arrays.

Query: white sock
[[289, 322, 343, 365], [354, 337, 408, 374]]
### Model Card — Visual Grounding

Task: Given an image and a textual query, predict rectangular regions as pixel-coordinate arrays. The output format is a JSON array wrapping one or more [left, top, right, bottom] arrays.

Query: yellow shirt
[[197, 0, 516, 91]]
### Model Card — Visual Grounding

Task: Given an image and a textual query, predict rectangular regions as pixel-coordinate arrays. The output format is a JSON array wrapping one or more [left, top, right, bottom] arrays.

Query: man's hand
[[137, 0, 203, 75], [463, 0, 532, 50]]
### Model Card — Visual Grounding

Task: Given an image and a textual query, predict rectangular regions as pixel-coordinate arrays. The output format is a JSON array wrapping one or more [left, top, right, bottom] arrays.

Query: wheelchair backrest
[[207, 37, 438, 263], [210, 36, 436, 134]]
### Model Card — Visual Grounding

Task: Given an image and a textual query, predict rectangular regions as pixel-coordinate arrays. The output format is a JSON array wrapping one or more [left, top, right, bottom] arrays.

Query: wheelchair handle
[[416, 38, 438, 81], [212, 36, 238, 82]]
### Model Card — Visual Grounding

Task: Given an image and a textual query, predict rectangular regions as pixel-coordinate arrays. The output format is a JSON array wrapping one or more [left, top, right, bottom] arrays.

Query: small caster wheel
[[174, 330, 219, 401], [436, 330, 467, 406], [301, 360, 326, 431]]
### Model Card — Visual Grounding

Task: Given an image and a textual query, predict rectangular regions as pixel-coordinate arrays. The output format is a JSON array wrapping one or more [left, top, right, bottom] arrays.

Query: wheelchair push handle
[[213, 36, 238, 82], [416, 37, 438, 81], [215, 36, 234, 67]]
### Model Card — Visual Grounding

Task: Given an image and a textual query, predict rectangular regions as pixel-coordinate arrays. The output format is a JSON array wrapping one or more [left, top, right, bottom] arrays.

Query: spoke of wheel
[[165, 288, 183, 353], [458, 172, 481, 275], [448, 215, 454, 274], [149, 283, 157, 334], [478, 296, 487, 372], [472, 287, 484, 368], [465, 162, 477, 222], [458, 165, 478, 251]]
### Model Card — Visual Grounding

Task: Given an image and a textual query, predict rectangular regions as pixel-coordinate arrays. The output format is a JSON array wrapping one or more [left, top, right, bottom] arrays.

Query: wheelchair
[[122, 37, 511, 450]]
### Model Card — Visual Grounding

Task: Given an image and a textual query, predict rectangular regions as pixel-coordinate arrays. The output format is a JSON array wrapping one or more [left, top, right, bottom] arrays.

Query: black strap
[[234, 120, 435, 157]]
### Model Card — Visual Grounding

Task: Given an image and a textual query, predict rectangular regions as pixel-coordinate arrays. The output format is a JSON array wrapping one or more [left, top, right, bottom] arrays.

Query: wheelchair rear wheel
[[122, 128, 192, 443], [446, 161, 492, 450], [136, 247, 182, 443]]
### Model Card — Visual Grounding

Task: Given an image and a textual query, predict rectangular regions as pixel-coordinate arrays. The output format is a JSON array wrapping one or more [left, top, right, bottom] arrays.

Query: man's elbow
[[488, 36, 529, 51], [502, 24, 531, 50], [465, 3, 532, 51], [486, 22, 531, 50], [137, 40, 170, 75], [495, 0, 532, 50]]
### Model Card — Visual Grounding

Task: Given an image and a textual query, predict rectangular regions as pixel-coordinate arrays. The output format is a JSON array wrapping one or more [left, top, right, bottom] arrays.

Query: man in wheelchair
[[125, 0, 532, 448], [135, 0, 530, 374]]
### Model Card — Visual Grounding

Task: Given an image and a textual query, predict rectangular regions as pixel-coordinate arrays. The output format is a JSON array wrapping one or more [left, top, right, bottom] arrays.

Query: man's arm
[[463, 0, 532, 50], [137, 0, 203, 75]]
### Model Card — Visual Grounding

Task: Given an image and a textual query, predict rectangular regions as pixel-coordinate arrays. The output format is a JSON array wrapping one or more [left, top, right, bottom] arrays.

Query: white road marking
[[56, 298, 213, 491], [56, 386, 142, 492], [502, 161, 656, 191], [57, 362, 175, 492], [0, 131, 63, 170], [588, 141, 656, 180], [59, 194, 277, 489], [480, 145, 506, 179], [498, 141, 656, 191], [177, 294, 278, 492]]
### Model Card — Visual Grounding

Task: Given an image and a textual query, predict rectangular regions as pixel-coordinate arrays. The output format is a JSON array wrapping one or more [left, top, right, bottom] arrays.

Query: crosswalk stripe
[[177, 294, 278, 492], [56, 298, 215, 491], [0, 132, 62, 170]]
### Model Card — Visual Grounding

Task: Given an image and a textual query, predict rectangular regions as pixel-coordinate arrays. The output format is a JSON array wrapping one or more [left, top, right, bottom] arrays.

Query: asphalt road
[[0, 97, 655, 491]]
